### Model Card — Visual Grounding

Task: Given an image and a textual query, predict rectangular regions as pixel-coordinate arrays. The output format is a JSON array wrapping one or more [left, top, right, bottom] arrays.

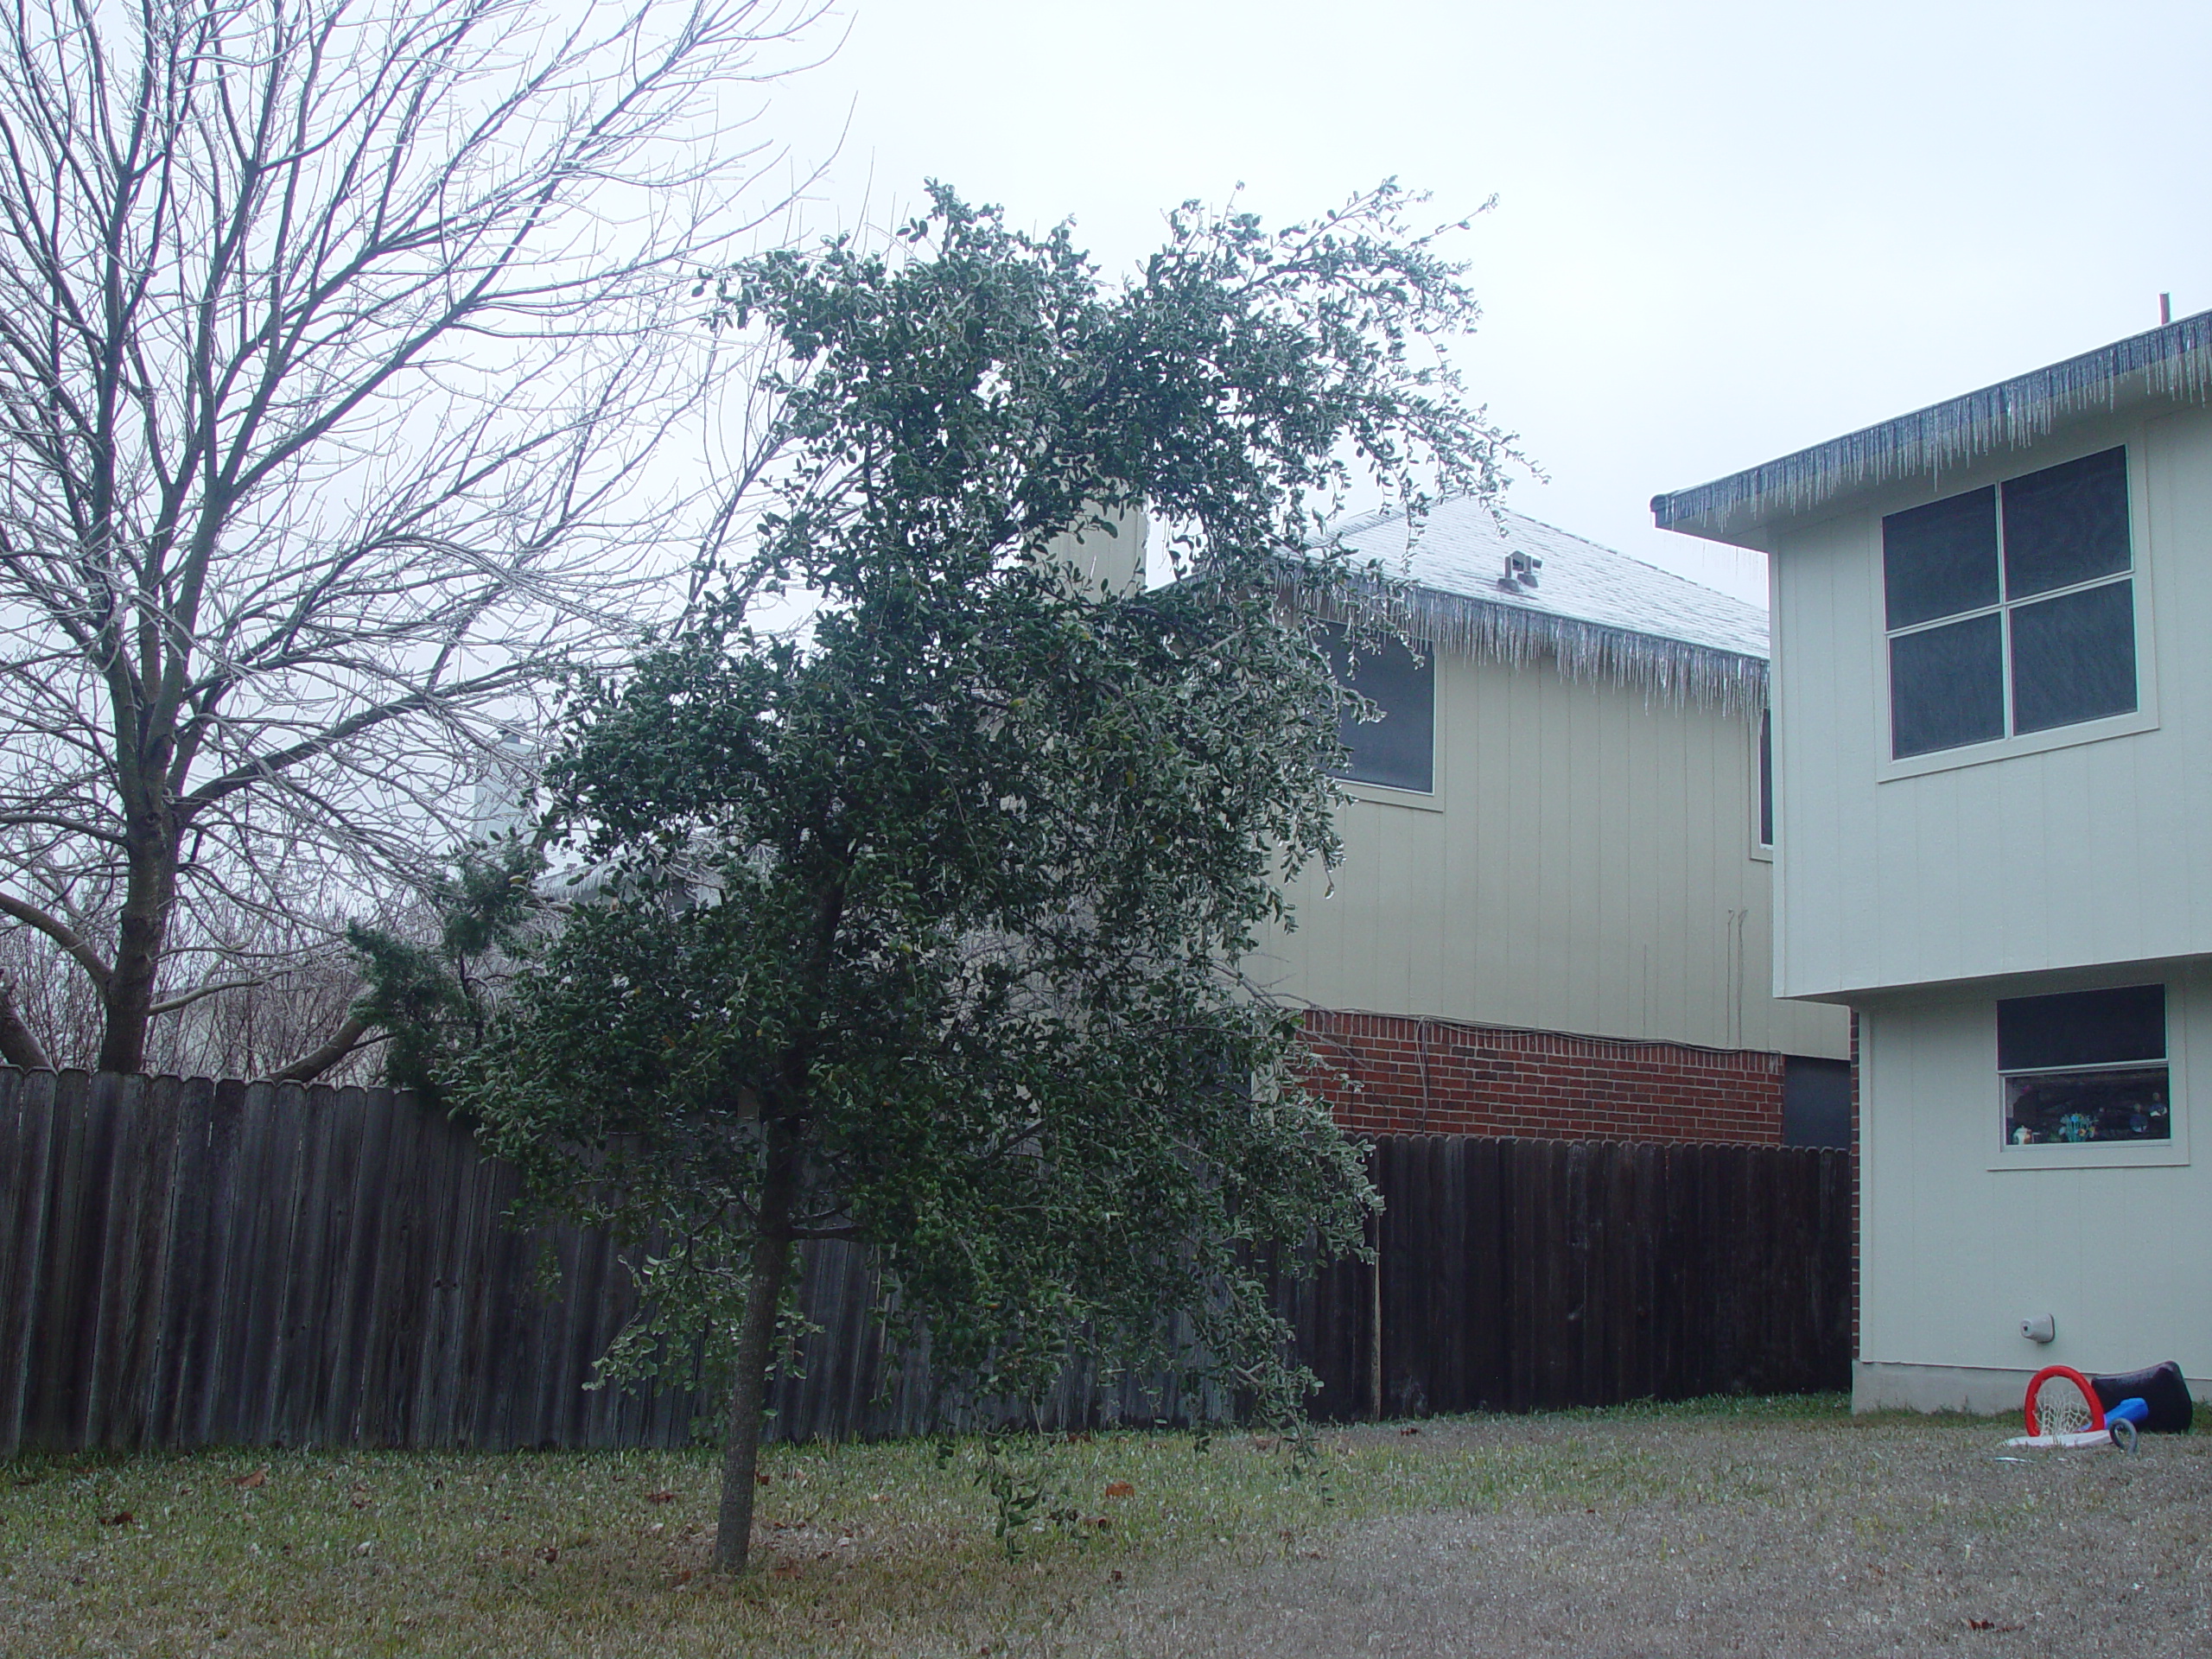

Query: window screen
[[1997, 984, 2164, 1071], [1884, 486, 1999, 629], [1882, 449, 2136, 760], [1319, 622, 1434, 793], [2002, 448, 2132, 600], [1888, 613, 2003, 758], [1998, 984, 2169, 1147], [2010, 581, 2138, 734]]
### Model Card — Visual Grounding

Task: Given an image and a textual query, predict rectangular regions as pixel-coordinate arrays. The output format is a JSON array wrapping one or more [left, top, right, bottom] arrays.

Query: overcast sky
[[757, 0, 2212, 603]]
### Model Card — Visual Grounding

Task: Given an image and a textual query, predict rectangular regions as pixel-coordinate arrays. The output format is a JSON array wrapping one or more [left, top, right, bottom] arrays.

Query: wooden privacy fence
[[1288, 1134, 1853, 1420], [0, 1065, 1851, 1454]]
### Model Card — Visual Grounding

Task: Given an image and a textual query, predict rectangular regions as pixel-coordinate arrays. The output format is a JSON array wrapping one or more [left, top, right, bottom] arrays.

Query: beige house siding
[[1250, 641, 1849, 1062]]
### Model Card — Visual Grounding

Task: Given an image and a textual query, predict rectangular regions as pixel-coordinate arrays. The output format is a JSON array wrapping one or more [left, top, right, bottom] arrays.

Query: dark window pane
[[2010, 579, 2136, 734], [1319, 623, 1434, 792], [2002, 447, 2130, 600], [1997, 983, 2164, 1071], [1783, 1055, 1850, 1147], [1757, 708, 1773, 848], [2005, 1066, 2169, 1144], [1889, 613, 2002, 758], [1884, 486, 1998, 628]]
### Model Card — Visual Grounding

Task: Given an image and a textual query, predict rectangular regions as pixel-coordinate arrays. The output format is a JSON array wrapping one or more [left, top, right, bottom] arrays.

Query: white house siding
[[1854, 966, 2212, 1412], [1769, 402, 2212, 1001], [1252, 642, 1848, 1062]]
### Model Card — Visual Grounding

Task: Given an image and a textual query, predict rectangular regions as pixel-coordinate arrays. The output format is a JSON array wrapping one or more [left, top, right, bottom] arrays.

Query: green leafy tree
[[457, 183, 1513, 1572], [341, 838, 547, 1100]]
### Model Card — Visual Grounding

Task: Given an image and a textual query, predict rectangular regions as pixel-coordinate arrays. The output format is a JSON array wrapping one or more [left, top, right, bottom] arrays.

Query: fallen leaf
[[229, 1467, 267, 1491], [1103, 1480, 1135, 1499], [1092, 1516, 1111, 1529], [537, 1545, 559, 1564], [671, 1567, 694, 1586], [869, 1492, 888, 1503], [1109, 1568, 1124, 1583], [1399, 1426, 1421, 1436], [645, 1490, 677, 1504], [770, 1557, 803, 1580], [98, 1510, 133, 1528], [754, 1472, 772, 1486]]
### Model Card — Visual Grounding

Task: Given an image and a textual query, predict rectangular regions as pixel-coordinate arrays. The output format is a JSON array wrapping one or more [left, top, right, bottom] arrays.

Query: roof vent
[[1500, 550, 1541, 591]]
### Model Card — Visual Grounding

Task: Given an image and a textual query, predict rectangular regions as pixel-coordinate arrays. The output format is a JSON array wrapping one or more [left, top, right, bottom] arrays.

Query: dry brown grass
[[5, 1395, 2204, 1657]]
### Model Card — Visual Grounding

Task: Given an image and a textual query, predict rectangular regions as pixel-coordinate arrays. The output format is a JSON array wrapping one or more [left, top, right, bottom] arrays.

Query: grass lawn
[[4, 1395, 2207, 1657]]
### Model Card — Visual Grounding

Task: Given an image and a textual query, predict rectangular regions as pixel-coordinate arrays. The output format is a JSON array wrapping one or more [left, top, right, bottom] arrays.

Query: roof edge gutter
[[1280, 564, 1768, 718], [1653, 309, 2212, 544]]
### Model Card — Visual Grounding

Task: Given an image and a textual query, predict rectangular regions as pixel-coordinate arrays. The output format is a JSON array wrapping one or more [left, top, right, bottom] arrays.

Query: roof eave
[[1279, 563, 1768, 718], [1651, 310, 2212, 547]]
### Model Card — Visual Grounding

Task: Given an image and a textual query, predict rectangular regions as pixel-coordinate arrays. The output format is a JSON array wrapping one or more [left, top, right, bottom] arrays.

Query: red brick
[[1299, 1008, 1786, 1145]]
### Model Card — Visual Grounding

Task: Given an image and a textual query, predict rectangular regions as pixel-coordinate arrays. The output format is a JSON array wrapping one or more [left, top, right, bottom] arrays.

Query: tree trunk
[[98, 823, 179, 1075], [713, 1130, 799, 1573]]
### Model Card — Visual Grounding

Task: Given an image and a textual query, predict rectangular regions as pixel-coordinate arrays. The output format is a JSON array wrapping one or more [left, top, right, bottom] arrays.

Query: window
[[1884, 448, 2137, 760], [1756, 707, 1774, 850], [1318, 622, 1433, 793], [1998, 984, 2168, 1146], [1782, 1055, 1848, 1147]]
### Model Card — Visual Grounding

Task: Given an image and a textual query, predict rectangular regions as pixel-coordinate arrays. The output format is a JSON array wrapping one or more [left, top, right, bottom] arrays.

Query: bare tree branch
[[0, 976, 51, 1069], [0, 0, 823, 1072], [147, 978, 268, 1018], [0, 887, 115, 987], [269, 1013, 374, 1084]]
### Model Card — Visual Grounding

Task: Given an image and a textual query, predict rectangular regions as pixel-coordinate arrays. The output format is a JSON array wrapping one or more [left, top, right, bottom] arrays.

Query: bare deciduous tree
[[0, 0, 825, 1075]]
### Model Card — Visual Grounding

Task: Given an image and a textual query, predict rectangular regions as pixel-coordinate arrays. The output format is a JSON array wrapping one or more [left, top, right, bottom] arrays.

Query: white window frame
[[1990, 978, 2190, 1172], [1875, 427, 2160, 785]]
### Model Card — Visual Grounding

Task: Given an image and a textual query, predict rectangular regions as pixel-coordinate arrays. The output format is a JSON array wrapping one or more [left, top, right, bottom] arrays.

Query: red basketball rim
[[2023, 1364, 2107, 1437]]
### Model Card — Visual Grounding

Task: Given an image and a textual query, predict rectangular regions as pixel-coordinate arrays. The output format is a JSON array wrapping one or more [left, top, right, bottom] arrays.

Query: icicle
[[1278, 567, 1769, 720], [1654, 311, 2212, 533]]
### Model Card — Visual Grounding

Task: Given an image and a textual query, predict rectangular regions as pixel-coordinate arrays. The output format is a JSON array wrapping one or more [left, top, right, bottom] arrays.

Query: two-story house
[[1655, 313, 2212, 1410], [1257, 497, 1852, 1144]]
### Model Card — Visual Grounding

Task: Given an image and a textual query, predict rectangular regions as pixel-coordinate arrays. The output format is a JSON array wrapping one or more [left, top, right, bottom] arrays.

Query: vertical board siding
[[1259, 646, 1852, 1063], [0, 1067, 1850, 1452]]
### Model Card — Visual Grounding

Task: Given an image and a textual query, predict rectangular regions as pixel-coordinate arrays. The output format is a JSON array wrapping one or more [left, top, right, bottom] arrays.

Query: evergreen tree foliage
[[457, 182, 1514, 1570]]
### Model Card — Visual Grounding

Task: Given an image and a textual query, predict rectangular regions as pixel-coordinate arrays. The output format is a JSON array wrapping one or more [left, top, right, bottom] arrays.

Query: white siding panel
[[1859, 975, 2212, 1381], [1255, 643, 1848, 1058], [1772, 404, 2212, 996]]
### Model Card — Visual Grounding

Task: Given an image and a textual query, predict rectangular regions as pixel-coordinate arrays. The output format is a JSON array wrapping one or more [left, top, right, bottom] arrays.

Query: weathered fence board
[[0, 1066, 1851, 1453]]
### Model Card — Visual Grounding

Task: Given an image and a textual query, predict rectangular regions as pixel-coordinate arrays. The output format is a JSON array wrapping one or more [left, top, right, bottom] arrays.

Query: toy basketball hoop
[[2005, 1364, 2113, 1449], [2024, 1365, 2106, 1437]]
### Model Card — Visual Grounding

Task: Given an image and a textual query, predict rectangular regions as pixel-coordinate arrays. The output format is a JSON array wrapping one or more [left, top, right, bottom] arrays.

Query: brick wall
[[1300, 1008, 1785, 1144]]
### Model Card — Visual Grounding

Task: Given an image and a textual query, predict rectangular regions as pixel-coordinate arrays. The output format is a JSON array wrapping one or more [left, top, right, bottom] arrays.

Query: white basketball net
[[2034, 1374, 2095, 1438]]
